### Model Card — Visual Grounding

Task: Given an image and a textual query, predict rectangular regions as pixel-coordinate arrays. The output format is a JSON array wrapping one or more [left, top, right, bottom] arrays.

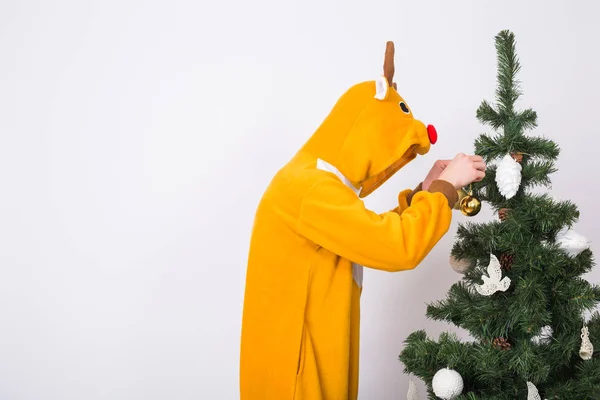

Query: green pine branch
[[474, 135, 559, 163], [494, 30, 522, 117]]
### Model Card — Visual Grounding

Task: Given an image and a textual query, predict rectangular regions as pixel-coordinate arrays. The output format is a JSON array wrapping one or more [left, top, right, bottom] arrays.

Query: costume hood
[[301, 42, 437, 198]]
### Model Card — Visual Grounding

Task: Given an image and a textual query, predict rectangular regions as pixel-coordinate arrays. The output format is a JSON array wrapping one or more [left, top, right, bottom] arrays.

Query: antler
[[383, 41, 395, 89]]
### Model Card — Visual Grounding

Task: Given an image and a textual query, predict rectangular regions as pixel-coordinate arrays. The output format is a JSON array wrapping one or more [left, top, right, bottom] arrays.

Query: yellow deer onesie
[[240, 42, 458, 399]]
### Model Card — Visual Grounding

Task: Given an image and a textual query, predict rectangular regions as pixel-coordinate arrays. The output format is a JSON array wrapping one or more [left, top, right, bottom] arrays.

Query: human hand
[[423, 160, 451, 190], [438, 153, 486, 189]]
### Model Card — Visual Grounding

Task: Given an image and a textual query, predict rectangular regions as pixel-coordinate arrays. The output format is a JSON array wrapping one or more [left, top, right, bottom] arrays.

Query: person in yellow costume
[[240, 42, 486, 399]]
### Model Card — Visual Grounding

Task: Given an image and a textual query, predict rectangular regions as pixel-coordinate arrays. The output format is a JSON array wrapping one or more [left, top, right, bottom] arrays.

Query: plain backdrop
[[1, 0, 599, 399]]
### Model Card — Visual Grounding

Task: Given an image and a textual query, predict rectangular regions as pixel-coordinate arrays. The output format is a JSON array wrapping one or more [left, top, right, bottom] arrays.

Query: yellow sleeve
[[392, 183, 423, 214], [296, 177, 458, 272]]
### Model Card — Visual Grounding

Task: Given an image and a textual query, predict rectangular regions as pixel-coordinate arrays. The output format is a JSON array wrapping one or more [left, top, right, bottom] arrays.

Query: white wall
[[0, 0, 598, 399]]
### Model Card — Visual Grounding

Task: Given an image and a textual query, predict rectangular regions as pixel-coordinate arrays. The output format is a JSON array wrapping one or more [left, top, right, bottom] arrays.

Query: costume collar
[[316, 159, 360, 196]]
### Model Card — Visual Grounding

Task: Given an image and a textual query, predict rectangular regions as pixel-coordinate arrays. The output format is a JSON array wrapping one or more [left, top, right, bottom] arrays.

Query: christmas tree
[[398, 30, 600, 399]]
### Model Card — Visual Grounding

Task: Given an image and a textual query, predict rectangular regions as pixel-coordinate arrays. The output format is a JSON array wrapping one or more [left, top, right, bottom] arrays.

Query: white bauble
[[449, 255, 471, 274], [555, 227, 590, 257], [432, 368, 463, 400], [495, 154, 522, 199]]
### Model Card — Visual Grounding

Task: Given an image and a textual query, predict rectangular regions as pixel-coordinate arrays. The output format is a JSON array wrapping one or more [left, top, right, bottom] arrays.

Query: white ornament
[[531, 325, 553, 345], [495, 154, 522, 199], [526, 382, 545, 400], [432, 368, 463, 400], [474, 254, 511, 296], [407, 379, 418, 400], [555, 227, 590, 257], [579, 325, 594, 360], [449, 255, 471, 274]]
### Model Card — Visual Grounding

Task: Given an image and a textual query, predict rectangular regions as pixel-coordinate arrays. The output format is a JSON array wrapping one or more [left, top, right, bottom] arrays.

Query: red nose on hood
[[427, 124, 437, 144]]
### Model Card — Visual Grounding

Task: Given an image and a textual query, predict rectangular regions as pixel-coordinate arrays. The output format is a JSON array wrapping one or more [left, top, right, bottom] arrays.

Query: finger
[[468, 155, 484, 163], [475, 171, 486, 180], [438, 161, 451, 170], [473, 161, 486, 171]]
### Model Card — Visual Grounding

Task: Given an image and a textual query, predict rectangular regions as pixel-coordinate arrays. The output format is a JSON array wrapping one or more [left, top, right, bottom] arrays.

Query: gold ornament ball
[[453, 189, 468, 210], [460, 194, 482, 216]]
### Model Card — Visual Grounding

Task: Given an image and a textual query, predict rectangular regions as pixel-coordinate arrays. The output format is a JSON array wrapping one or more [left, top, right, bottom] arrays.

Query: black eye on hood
[[399, 102, 410, 114]]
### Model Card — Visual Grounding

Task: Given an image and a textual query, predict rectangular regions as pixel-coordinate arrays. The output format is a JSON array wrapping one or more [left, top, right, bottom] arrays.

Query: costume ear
[[374, 75, 389, 100], [375, 41, 396, 100]]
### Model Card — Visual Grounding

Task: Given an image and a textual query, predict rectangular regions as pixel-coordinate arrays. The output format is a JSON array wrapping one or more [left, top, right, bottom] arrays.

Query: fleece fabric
[[240, 68, 458, 399]]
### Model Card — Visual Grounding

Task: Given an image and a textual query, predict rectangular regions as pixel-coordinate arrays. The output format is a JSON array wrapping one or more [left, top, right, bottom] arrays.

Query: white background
[[1, 0, 599, 399]]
